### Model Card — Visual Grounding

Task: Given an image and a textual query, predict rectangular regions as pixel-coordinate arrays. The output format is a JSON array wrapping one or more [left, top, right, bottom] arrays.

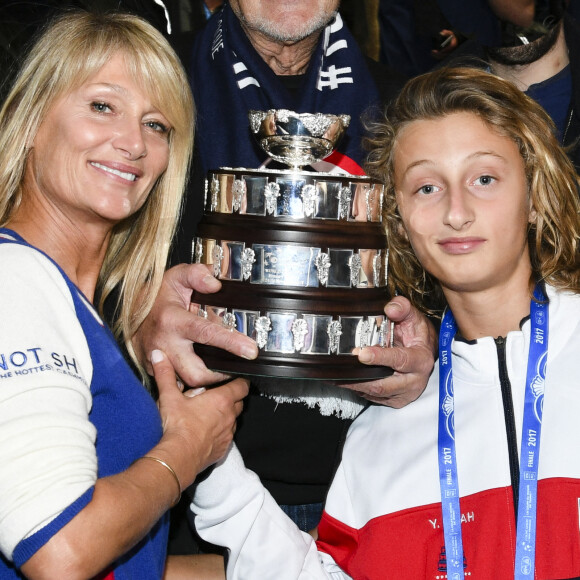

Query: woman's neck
[[7, 203, 110, 303]]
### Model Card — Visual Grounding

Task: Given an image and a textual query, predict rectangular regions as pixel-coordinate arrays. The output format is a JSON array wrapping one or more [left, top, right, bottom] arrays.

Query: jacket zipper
[[495, 336, 520, 520]]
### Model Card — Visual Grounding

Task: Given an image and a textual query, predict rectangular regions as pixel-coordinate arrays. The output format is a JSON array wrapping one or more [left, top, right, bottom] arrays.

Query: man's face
[[486, 20, 562, 66], [229, 0, 339, 43]]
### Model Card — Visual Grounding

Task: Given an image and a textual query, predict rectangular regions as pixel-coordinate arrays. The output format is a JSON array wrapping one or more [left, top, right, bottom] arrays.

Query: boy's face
[[393, 111, 534, 300]]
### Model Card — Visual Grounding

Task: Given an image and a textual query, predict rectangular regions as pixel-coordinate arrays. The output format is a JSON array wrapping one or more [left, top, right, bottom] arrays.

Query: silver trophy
[[249, 109, 350, 170], [192, 109, 392, 381]]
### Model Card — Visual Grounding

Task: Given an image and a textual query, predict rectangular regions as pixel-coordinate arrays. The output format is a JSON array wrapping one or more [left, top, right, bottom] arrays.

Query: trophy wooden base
[[194, 344, 394, 381]]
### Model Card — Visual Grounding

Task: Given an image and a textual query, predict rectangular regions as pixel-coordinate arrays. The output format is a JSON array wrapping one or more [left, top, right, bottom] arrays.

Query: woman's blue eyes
[[145, 120, 169, 134], [91, 102, 169, 134], [91, 101, 111, 113]]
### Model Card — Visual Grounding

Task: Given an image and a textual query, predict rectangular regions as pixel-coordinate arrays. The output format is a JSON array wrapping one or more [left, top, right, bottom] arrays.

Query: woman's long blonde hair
[[365, 66, 580, 316], [0, 11, 194, 380]]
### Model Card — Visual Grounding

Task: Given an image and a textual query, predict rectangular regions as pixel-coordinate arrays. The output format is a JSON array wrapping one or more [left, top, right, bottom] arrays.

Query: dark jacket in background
[[439, 13, 580, 174]]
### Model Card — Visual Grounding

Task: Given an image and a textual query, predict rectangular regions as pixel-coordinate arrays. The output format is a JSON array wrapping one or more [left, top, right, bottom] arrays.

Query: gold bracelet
[[140, 456, 182, 507]]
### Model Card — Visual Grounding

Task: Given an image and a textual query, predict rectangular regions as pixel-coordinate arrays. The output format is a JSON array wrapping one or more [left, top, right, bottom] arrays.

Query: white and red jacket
[[192, 286, 580, 579]]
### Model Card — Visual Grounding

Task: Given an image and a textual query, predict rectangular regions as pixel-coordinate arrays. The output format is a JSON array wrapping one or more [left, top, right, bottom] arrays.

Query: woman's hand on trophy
[[341, 296, 438, 408], [134, 264, 258, 387]]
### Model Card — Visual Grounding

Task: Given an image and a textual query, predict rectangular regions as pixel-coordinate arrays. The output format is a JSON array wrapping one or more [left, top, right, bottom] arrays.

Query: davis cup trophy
[[191, 109, 393, 380]]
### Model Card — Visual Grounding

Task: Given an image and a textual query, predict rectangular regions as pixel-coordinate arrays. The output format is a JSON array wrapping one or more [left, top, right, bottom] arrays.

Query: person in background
[[0, 11, 247, 579], [378, 0, 535, 78], [486, 1, 580, 171], [440, 0, 535, 44], [133, 0, 438, 558], [378, 0, 460, 78], [443, 0, 580, 172], [189, 65, 580, 578], [179, 0, 408, 239]]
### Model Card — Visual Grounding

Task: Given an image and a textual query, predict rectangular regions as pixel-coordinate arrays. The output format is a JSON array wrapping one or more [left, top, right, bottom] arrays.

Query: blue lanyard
[[438, 285, 549, 579], [438, 311, 464, 578]]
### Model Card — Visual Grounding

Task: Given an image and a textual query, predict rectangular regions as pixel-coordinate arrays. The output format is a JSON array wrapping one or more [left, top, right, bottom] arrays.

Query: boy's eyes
[[474, 175, 496, 186], [413, 174, 497, 195], [417, 184, 440, 195]]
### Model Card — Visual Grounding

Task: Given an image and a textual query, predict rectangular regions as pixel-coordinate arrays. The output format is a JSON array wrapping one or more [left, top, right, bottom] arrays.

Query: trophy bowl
[[249, 109, 350, 169]]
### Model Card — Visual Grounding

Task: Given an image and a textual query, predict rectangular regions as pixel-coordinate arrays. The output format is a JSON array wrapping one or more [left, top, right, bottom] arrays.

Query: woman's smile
[[89, 161, 141, 183]]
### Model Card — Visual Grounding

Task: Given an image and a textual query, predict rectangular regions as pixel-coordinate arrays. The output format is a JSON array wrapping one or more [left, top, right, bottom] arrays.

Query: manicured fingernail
[[150, 349, 164, 364], [386, 301, 402, 312], [203, 274, 219, 286], [185, 387, 206, 398]]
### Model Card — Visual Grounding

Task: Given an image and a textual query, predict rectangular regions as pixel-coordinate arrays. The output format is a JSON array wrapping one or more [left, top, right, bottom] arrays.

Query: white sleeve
[[0, 244, 97, 560], [191, 444, 352, 580]]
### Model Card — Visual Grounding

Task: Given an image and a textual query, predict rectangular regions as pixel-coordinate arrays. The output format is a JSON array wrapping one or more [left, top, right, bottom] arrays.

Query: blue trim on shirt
[[13, 488, 95, 567], [0, 230, 167, 579]]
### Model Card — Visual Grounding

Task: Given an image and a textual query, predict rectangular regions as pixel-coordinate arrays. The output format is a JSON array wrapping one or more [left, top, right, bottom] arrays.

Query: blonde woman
[[0, 11, 247, 580], [188, 67, 580, 578]]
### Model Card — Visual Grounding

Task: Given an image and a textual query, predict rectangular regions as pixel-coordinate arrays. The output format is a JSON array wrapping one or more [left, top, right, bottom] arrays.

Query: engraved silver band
[[194, 237, 387, 289], [197, 305, 391, 355], [205, 169, 384, 223]]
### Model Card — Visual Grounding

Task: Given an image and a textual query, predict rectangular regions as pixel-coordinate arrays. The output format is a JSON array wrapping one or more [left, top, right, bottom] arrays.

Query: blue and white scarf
[[190, 2, 380, 176]]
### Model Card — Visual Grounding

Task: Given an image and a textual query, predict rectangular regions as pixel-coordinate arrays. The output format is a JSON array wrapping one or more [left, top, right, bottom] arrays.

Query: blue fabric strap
[[438, 284, 549, 579], [438, 310, 464, 579], [514, 285, 549, 578]]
